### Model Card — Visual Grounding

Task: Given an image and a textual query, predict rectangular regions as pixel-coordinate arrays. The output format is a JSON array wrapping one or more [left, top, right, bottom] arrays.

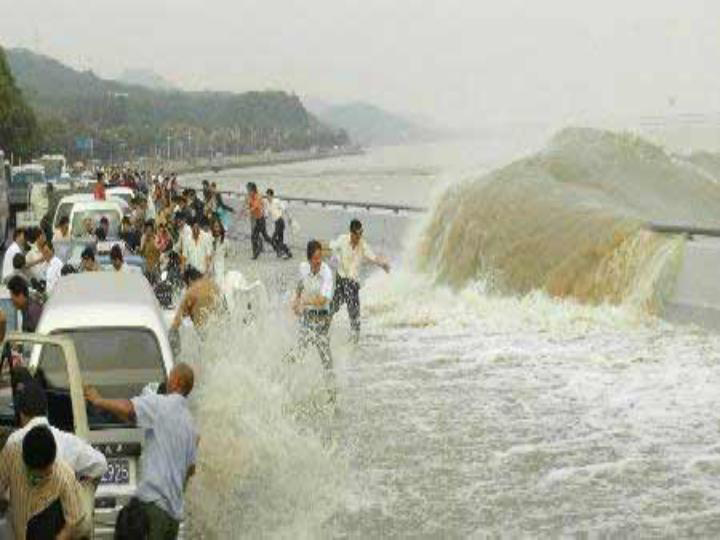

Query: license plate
[[100, 458, 130, 485]]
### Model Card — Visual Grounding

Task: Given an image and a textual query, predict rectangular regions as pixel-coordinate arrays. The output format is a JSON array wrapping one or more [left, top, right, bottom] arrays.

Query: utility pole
[[166, 135, 171, 161]]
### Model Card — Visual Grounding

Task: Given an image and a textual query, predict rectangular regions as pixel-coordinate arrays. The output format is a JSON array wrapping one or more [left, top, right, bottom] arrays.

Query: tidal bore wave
[[416, 128, 720, 310]]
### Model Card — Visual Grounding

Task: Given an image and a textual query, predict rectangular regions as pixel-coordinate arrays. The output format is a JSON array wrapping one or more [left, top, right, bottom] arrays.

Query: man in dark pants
[[291, 240, 334, 370], [246, 183, 273, 259], [266, 189, 292, 258], [329, 219, 390, 342]]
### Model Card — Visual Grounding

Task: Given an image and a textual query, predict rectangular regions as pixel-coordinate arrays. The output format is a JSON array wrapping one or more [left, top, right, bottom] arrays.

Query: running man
[[246, 183, 273, 259], [266, 189, 292, 259], [291, 240, 334, 370], [329, 219, 390, 341]]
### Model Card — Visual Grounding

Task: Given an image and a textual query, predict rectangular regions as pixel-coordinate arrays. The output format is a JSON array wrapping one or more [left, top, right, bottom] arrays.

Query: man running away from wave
[[290, 240, 334, 370], [329, 219, 389, 342]]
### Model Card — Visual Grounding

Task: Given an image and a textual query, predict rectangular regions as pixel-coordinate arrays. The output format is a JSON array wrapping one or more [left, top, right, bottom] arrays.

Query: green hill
[[5, 48, 349, 162], [0, 46, 39, 159]]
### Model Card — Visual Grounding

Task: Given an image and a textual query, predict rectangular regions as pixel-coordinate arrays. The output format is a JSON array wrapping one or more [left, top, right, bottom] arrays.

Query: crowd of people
[[0, 166, 394, 539]]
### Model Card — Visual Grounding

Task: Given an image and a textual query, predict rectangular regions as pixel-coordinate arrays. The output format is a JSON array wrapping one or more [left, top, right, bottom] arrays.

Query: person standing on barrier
[[291, 240, 334, 370], [329, 219, 390, 342]]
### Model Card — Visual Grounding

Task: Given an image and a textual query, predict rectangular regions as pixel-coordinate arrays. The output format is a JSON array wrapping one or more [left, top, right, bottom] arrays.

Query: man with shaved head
[[84, 363, 198, 539]]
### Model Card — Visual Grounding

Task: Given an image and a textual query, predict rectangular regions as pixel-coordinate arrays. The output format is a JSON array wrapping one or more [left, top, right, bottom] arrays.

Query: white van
[[32, 272, 175, 537], [53, 194, 129, 232]]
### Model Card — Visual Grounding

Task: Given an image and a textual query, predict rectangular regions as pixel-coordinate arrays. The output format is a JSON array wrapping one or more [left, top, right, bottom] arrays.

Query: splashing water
[[178, 302, 348, 538]]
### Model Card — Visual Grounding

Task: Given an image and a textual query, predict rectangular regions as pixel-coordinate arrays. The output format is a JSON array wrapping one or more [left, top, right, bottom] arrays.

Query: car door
[[0, 332, 94, 537]]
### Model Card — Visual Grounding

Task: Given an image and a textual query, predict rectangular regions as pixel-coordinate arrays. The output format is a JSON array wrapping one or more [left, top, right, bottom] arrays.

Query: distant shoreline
[[141, 146, 364, 176]]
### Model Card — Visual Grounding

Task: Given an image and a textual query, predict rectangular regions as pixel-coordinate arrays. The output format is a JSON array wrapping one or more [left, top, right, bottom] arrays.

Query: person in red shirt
[[93, 172, 106, 200], [246, 182, 272, 259]]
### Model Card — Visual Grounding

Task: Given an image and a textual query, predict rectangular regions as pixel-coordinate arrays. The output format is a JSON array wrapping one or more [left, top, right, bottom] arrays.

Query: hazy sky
[[1, 0, 719, 129]]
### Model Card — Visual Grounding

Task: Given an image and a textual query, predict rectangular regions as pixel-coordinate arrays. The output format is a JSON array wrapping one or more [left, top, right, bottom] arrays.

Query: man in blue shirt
[[84, 363, 198, 540]]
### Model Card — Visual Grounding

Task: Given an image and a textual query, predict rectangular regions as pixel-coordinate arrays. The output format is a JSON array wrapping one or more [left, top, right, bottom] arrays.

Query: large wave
[[415, 128, 720, 310]]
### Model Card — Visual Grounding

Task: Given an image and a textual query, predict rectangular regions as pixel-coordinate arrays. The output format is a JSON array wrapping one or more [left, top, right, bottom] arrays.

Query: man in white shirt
[[25, 228, 48, 281], [8, 377, 107, 481], [42, 243, 64, 293], [2, 229, 26, 281], [291, 240, 334, 370], [182, 218, 213, 275], [329, 219, 390, 341], [265, 189, 292, 259]]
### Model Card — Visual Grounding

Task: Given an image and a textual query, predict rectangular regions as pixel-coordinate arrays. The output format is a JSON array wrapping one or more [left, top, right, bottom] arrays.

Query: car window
[[39, 328, 165, 419], [71, 209, 121, 238]]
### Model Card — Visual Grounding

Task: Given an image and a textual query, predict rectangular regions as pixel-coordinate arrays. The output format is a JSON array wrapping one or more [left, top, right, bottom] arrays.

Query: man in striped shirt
[[0, 425, 87, 539]]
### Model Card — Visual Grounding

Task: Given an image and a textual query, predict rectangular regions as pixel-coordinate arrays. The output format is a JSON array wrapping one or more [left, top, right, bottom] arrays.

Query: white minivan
[[52, 194, 129, 233], [31, 272, 175, 537]]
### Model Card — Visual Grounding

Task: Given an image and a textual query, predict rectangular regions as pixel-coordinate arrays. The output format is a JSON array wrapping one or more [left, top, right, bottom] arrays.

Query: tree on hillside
[[6, 48, 350, 162], [0, 46, 39, 160]]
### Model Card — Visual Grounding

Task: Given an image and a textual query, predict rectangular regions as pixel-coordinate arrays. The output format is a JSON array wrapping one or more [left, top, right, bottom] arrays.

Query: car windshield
[[71, 209, 121, 238], [39, 328, 166, 428]]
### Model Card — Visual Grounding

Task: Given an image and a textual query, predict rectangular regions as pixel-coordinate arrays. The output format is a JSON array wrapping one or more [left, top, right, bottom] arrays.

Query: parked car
[[53, 194, 129, 231], [8, 164, 44, 212], [31, 272, 175, 538]]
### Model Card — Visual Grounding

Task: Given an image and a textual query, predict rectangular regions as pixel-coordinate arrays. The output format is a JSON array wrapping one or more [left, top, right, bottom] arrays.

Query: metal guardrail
[[648, 223, 720, 238], [277, 195, 426, 214], [217, 189, 428, 214]]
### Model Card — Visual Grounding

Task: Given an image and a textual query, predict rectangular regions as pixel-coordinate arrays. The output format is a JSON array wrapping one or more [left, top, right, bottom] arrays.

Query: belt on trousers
[[305, 309, 329, 316]]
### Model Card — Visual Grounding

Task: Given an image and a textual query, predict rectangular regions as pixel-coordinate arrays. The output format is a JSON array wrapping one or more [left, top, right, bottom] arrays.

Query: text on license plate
[[101, 458, 130, 485]]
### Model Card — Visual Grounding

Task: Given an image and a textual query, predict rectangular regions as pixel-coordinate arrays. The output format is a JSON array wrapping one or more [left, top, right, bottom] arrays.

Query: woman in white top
[[210, 219, 227, 288]]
